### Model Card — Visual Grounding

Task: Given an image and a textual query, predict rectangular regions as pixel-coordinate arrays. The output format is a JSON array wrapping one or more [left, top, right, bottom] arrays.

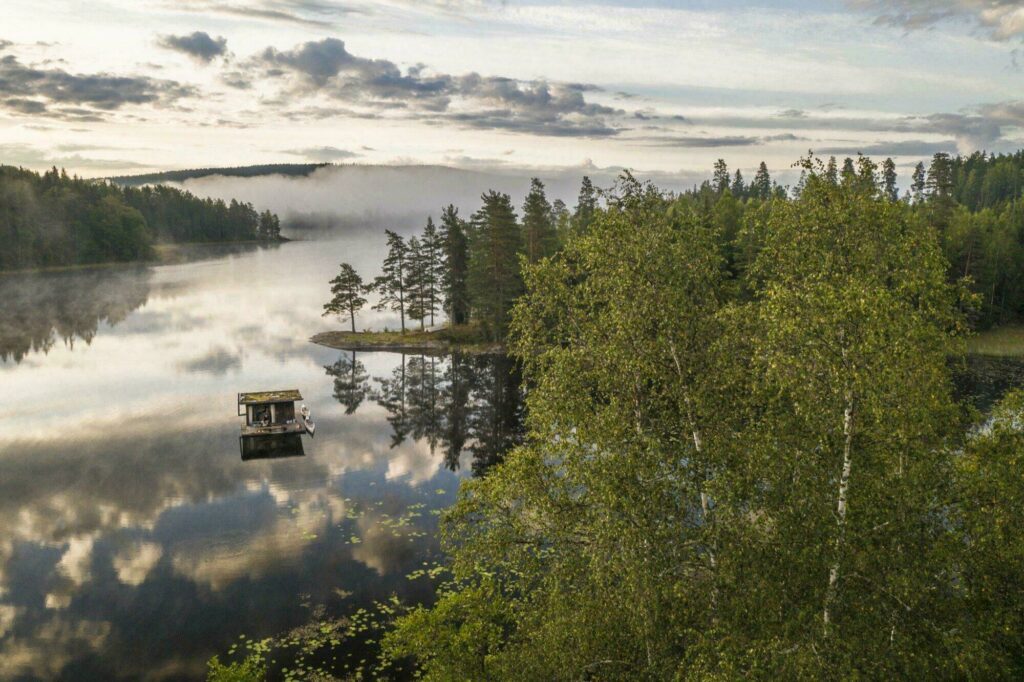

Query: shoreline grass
[[968, 325, 1024, 357], [311, 324, 503, 355]]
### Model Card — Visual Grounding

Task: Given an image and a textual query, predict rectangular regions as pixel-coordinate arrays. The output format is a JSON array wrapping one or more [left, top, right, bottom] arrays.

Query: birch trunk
[[824, 393, 854, 632]]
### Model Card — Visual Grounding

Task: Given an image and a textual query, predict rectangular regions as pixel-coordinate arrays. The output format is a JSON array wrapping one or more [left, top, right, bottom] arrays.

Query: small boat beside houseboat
[[238, 389, 315, 438]]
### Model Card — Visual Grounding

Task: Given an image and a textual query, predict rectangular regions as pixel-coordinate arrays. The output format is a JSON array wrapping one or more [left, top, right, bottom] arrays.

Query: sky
[[2, 0, 1024, 181]]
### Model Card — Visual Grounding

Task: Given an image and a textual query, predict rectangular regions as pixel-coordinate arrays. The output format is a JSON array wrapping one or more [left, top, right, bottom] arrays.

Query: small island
[[311, 324, 503, 355]]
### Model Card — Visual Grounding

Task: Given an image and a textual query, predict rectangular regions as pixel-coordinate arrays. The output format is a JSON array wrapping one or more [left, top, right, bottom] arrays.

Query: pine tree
[[731, 169, 745, 198], [521, 178, 557, 264], [258, 210, 280, 240], [753, 162, 772, 200], [421, 217, 444, 326], [574, 176, 597, 234], [825, 156, 839, 185], [927, 152, 956, 228], [440, 204, 470, 326], [372, 230, 408, 333], [468, 190, 523, 339], [912, 162, 926, 202], [840, 157, 856, 184], [405, 235, 429, 331], [323, 262, 367, 333], [881, 157, 898, 202], [713, 159, 730, 194]]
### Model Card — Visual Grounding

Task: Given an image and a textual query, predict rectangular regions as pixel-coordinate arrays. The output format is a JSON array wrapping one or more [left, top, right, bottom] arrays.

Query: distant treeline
[[0, 165, 281, 271], [109, 163, 329, 187]]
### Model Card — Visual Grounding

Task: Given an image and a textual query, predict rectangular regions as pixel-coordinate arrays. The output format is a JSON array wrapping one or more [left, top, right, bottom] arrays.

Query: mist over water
[[174, 164, 702, 238]]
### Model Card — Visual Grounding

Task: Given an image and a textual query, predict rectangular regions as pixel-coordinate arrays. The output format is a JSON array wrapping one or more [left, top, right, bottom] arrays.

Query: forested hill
[[109, 163, 329, 187], [0, 165, 282, 272]]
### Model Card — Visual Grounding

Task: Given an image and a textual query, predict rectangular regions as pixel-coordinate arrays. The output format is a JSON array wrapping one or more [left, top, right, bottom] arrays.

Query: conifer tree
[[323, 262, 367, 333], [420, 217, 444, 326], [912, 162, 926, 202], [574, 176, 597, 234], [731, 169, 745, 198], [713, 159, 730, 194], [405, 235, 430, 331], [840, 156, 856, 184], [752, 162, 772, 200], [881, 157, 898, 202], [440, 204, 470, 326], [468, 190, 523, 339], [521, 178, 557, 264], [372, 230, 408, 333], [825, 156, 839, 185]]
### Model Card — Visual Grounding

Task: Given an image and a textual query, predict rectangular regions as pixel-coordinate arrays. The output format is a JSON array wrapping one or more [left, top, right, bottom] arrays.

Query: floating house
[[237, 389, 315, 438]]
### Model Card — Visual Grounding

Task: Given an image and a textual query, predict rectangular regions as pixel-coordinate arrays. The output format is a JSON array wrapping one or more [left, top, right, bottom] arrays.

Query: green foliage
[[206, 654, 266, 682], [385, 159, 1024, 680], [467, 190, 522, 340], [953, 390, 1024, 677], [323, 262, 367, 333], [440, 205, 470, 326], [372, 230, 409, 333], [521, 178, 557, 264], [0, 165, 280, 271]]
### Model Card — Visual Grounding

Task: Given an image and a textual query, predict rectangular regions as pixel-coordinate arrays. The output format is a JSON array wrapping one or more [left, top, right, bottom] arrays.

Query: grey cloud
[[282, 145, 360, 161], [848, 1, 1024, 40], [163, 1, 353, 28], [0, 53, 195, 117], [248, 38, 622, 137], [157, 31, 228, 63], [177, 346, 242, 375], [3, 97, 46, 114], [0, 143, 148, 172]]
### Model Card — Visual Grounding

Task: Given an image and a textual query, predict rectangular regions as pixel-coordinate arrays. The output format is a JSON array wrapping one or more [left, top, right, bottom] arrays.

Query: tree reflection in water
[[324, 351, 525, 476], [0, 266, 151, 362]]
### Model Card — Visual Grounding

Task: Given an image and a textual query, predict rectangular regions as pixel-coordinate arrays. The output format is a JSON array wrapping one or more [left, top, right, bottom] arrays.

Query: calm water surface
[[0, 239, 523, 680]]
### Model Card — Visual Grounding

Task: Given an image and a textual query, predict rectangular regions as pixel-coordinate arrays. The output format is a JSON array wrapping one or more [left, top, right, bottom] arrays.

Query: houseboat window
[[253, 404, 271, 426]]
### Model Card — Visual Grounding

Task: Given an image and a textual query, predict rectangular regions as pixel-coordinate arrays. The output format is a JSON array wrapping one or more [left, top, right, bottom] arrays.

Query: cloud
[[848, 1, 1024, 40], [244, 38, 622, 137], [177, 345, 242, 375], [112, 542, 163, 586], [159, 0, 354, 28], [282, 145, 360, 161], [157, 31, 228, 63], [0, 53, 195, 118], [0, 143, 149, 171]]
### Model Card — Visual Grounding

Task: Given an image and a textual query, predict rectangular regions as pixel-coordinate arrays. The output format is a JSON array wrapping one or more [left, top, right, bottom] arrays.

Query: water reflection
[[240, 433, 306, 460], [326, 351, 525, 477], [0, 240, 488, 681], [0, 267, 151, 363]]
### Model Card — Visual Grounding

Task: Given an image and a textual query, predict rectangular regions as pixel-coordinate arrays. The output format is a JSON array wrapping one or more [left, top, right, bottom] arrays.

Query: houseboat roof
[[238, 389, 303, 405]]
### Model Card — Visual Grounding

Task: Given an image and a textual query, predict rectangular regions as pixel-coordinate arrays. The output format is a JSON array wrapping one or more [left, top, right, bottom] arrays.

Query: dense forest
[[326, 150, 1024, 341], [0, 165, 282, 271], [370, 158, 1024, 680], [276, 153, 1024, 681]]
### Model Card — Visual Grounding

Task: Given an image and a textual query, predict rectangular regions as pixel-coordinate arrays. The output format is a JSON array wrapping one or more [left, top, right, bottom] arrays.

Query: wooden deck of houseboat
[[240, 420, 308, 438]]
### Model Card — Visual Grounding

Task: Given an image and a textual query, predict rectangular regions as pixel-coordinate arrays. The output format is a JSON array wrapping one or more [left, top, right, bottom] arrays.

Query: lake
[[0, 239, 524, 680]]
